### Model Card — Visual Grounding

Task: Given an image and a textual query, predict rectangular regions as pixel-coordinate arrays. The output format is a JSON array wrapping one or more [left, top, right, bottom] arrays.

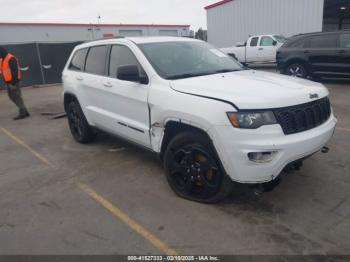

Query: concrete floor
[[0, 75, 349, 255]]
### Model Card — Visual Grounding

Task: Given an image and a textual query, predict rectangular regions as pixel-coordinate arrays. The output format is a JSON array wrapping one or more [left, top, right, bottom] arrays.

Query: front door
[[101, 44, 151, 148], [306, 33, 338, 76], [335, 32, 350, 77], [258, 36, 277, 62]]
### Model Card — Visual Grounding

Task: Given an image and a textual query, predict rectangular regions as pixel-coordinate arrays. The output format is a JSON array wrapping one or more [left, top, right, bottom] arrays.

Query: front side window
[[85, 45, 108, 75], [69, 48, 88, 71], [138, 41, 244, 80], [250, 37, 259, 47], [109, 45, 143, 78], [340, 33, 350, 48], [288, 38, 307, 48], [309, 34, 337, 48], [260, 36, 274, 46]]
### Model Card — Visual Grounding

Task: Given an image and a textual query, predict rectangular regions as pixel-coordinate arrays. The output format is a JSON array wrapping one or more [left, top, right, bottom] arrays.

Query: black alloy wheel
[[67, 101, 96, 144], [285, 62, 307, 78], [164, 132, 232, 203]]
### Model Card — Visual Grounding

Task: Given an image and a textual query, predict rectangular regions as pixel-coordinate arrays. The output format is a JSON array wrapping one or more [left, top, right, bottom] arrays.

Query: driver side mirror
[[117, 65, 148, 84], [272, 40, 277, 46]]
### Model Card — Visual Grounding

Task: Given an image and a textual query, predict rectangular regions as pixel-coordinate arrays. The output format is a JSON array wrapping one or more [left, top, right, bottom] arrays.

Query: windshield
[[138, 41, 244, 80], [274, 35, 287, 43]]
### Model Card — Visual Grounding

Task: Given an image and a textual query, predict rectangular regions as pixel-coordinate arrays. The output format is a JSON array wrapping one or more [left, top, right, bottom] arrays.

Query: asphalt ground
[[0, 72, 349, 256]]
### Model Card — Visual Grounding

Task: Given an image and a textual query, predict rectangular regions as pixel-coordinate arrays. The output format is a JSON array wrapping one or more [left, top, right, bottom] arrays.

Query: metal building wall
[[0, 24, 190, 44], [207, 0, 324, 48]]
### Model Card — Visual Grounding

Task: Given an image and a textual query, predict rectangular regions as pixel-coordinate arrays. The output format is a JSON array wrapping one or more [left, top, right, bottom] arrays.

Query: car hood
[[170, 70, 329, 110]]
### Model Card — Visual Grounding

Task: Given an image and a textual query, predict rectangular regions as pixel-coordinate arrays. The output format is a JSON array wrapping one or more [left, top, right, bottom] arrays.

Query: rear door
[[306, 34, 338, 75], [63, 48, 89, 113], [80, 45, 110, 125], [102, 44, 151, 148], [335, 32, 350, 77], [258, 36, 277, 62], [245, 36, 260, 62]]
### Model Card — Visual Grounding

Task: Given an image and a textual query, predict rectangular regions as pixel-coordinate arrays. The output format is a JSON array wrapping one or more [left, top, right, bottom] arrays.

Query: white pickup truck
[[221, 34, 286, 64], [63, 37, 336, 203]]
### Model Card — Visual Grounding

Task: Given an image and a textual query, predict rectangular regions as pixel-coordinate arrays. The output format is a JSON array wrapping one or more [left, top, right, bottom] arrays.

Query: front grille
[[273, 97, 331, 135]]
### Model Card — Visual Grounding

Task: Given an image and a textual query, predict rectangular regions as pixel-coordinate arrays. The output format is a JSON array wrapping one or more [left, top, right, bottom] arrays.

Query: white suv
[[62, 37, 337, 203]]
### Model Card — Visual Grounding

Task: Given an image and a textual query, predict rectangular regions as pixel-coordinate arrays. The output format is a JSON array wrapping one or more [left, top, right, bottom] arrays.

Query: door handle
[[258, 48, 264, 51], [304, 50, 311, 54], [104, 82, 112, 88], [337, 50, 346, 54], [76, 76, 83, 81]]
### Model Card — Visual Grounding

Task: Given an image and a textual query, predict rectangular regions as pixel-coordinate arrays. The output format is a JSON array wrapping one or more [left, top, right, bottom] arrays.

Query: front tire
[[284, 62, 308, 78], [164, 131, 232, 203], [67, 100, 96, 144]]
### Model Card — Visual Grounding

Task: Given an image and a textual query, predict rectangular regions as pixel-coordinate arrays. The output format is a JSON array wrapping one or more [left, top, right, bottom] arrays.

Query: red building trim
[[103, 33, 114, 38], [0, 22, 190, 28], [205, 0, 234, 10]]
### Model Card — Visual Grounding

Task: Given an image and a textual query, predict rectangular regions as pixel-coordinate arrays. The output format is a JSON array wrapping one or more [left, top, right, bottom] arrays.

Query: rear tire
[[164, 131, 232, 203], [67, 100, 96, 144], [284, 62, 308, 78]]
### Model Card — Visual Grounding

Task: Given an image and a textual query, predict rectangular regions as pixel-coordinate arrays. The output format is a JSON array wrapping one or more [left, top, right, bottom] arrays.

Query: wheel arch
[[160, 120, 213, 159], [63, 92, 79, 112]]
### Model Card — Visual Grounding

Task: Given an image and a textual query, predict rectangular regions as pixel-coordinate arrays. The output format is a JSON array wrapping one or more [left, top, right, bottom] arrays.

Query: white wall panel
[[207, 0, 324, 48]]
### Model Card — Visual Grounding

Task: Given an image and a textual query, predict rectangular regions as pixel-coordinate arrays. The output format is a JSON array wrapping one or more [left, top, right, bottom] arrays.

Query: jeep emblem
[[309, 93, 319, 99]]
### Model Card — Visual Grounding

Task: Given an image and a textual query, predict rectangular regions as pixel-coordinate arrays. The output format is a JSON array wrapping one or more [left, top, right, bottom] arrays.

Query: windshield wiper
[[167, 69, 243, 80], [213, 69, 241, 74], [166, 73, 209, 80]]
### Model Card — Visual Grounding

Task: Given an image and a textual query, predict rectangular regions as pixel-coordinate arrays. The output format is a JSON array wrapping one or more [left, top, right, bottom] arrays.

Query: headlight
[[227, 111, 277, 129]]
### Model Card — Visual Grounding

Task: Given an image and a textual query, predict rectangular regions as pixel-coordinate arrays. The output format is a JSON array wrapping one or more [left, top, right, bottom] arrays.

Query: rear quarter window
[[69, 48, 88, 71]]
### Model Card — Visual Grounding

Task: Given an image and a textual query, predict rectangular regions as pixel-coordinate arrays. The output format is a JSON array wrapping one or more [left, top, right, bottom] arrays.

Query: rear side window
[[85, 45, 108, 75], [309, 34, 337, 48], [69, 48, 88, 71], [109, 45, 143, 78], [340, 33, 350, 48], [250, 37, 259, 47]]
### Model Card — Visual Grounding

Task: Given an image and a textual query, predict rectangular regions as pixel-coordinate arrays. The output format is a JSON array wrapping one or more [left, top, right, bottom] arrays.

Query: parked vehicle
[[277, 31, 350, 79], [63, 37, 337, 203], [221, 34, 286, 64]]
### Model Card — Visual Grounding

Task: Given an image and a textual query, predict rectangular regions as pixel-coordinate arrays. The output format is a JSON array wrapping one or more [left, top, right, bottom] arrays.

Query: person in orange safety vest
[[0, 46, 29, 120]]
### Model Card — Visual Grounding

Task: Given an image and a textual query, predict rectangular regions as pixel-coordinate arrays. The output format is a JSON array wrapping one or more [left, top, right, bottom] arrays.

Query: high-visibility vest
[[0, 53, 21, 83]]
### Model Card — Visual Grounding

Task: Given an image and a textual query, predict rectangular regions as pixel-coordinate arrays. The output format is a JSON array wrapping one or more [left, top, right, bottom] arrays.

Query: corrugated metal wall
[[207, 0, 324, 48]]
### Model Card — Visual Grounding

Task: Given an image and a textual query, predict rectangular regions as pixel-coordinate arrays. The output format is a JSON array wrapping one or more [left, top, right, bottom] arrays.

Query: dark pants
[[7, 83, 29, 115]]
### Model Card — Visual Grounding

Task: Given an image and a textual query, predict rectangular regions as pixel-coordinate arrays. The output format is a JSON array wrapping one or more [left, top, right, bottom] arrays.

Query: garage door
[[119, 30, 143, 37], [159, 30, 178, 37]]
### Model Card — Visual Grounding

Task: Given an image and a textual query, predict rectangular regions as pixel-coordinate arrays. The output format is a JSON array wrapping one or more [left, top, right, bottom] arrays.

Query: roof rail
[[84, 36, 125, 43], [292, 29, 350, 38]]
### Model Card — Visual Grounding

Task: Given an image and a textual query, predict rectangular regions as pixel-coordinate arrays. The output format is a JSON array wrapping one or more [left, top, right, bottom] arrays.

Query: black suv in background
[[277, 31, 350, 80]]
